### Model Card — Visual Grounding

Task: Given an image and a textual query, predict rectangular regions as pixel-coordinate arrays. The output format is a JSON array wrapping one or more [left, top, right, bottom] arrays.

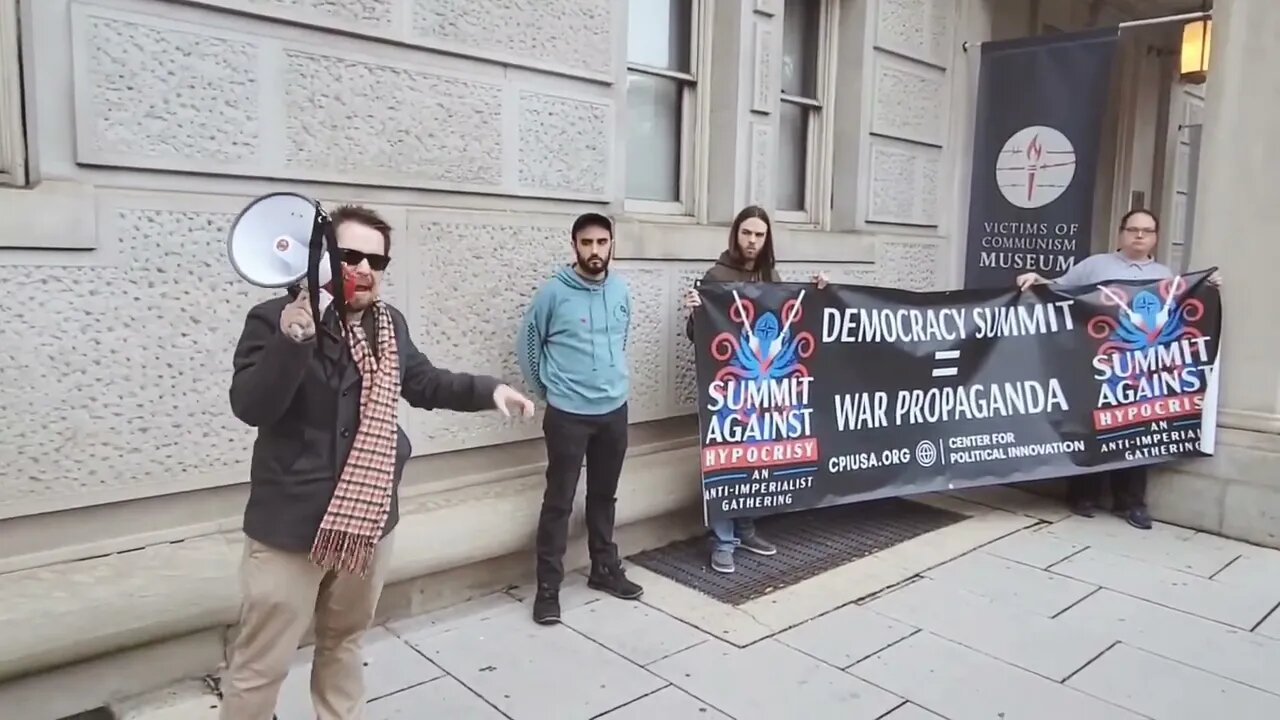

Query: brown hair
[[330, 204, 392, 255]]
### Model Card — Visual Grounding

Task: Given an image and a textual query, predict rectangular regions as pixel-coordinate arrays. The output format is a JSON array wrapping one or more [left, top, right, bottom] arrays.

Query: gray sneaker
[[739, 533, 777, 556], [710, 547, 735, 573]]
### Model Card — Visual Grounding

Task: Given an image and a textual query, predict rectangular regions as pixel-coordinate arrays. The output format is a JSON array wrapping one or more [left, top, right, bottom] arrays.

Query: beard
[[578, 253, 610, 274], [343, 269, 377, 311]]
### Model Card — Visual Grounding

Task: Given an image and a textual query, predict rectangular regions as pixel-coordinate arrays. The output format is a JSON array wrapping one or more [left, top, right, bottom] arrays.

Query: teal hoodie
[[517, 265, 631, 415]]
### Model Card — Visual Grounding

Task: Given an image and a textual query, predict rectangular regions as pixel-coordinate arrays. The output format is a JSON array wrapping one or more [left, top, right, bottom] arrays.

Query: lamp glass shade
[[1180, 19, 1211, 83]]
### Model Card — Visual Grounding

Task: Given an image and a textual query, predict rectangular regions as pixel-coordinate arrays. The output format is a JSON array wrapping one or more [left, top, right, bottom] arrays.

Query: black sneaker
[[1125, 506, 1153, 530], [588, 562, 644, 600], [532, 585, 561, 625], [738, 533, 777, 556]]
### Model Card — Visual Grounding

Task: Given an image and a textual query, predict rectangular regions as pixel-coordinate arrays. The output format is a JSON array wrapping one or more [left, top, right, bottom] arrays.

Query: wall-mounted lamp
[[1180, 18, 1211, 84]]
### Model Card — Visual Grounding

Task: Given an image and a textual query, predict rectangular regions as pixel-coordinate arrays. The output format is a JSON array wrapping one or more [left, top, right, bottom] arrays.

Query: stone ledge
[[0, 441, 700, 686]]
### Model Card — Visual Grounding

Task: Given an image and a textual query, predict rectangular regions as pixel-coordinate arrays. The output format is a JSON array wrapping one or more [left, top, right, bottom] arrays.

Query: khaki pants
[[219, 531, 395, 720]]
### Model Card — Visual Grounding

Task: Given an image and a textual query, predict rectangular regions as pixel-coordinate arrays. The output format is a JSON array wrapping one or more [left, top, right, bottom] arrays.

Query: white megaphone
[[227, 192, 340, 318]]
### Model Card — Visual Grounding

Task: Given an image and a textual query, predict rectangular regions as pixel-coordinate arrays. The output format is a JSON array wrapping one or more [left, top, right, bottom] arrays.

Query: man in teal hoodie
[[517, 212, 641, 625]]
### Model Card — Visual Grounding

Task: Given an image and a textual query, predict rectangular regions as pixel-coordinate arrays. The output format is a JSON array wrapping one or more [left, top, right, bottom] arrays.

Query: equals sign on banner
[[932, 350, 960, 378]]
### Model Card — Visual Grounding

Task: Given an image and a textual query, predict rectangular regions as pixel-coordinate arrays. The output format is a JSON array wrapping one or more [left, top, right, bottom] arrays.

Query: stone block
[[398, 602, 664, 719], [282, 50, 504, 188], [1223, 479, 1280, 548], [1057, 589, 1280, 696], [72, 9, 261, 168], [614, 264, 672, 421], [866, 138, 942, 226], [0, 198, 270, 507], [517, 91, 611, 196], [870, 53, 949, 146], [877, 240, 940, 291], [1051, 548, 1277, 629], [1067, 643, 1280, 719], [776, 600, 916, 669], [875, 0, 955, 66], [922, 551, 1097, 617], [851, 632, 1141, 719], [187, 0, 397, 32], [650, 639, 903, 719], [410, 0, 614, 76], [865, 577, 1113, 680]]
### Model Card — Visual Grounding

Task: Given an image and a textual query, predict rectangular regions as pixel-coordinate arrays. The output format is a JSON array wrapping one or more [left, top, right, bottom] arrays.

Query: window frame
[[623, 0, 705, 218], [0, 0, 26, 187], [776, 0, 835, 226]]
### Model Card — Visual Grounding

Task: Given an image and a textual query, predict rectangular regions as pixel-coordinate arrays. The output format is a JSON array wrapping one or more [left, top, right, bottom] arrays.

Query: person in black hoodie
[[683, 205, 826, 574]]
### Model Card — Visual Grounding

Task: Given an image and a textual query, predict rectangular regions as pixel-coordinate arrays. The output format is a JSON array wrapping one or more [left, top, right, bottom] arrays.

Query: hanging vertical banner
[[963, 28, 1120, 288]]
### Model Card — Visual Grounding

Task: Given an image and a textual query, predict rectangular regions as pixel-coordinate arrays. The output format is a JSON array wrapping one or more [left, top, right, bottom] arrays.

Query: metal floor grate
[[629, 498, 967, 606]]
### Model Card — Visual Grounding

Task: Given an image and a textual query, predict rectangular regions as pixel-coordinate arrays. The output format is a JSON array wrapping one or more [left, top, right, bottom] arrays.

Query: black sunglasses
[[339, 248, 390, 271]]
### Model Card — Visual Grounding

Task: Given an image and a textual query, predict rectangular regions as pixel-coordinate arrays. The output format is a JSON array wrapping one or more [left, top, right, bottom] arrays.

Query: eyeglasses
[[339, 248, 390, 271], [1122, 226, 1157, 236]]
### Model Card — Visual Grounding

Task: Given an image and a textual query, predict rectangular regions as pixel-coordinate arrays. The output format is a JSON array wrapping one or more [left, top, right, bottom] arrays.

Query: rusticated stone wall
[[0, 0, 950, 517]]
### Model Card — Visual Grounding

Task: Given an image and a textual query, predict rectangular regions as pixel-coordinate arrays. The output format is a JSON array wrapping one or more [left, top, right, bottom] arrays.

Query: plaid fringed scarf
[[310, 302, 400, 577]]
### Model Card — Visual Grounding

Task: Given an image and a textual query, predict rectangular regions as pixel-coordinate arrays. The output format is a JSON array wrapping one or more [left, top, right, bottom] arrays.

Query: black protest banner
[[692, 270, 1222, 524], [963, 28, 1120, 288]]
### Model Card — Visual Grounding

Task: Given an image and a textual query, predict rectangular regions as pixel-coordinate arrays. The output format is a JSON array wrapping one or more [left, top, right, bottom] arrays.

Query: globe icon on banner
[[995, 125, 1076, 209]]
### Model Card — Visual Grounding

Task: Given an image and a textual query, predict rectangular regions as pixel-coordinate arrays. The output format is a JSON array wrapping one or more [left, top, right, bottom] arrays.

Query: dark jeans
[[1067, 466, 1149, 511], [535, 403, 629, 589]]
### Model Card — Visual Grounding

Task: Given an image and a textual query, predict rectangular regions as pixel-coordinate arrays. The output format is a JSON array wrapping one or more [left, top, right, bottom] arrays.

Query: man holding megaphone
[[220, 203, 534, 720]]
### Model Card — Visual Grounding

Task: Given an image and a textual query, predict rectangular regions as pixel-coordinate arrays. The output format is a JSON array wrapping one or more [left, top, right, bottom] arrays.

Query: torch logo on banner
[[701, 289, 819, 479], [1087, 275, 1215, 431], [995, 125, 1077, 210]]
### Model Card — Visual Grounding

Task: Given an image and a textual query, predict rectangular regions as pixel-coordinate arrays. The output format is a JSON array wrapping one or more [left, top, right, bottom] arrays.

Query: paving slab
[[561, 595, 711, 665], [1051, 547, 1278, 629], [1042, 514, 1239, 576], [981, 527, 1086, 569], [385, 592, 522, 642], [737, 509, 1036, 632], [596, 686, 732, 719], [618, 564, 774, 647], [776, 598, 917, 669], [364, 677, 506, 719], [275, 626, 444, 719], [1254, 608, 1280, 640], [649, 638, 902, 720], [1067, 643, 1280, 720], [880, 703, 946, 720], [865, 577, 1113, 681], [948, 485, 1071, 522], [506, 572, 601, 613], [1056, 589, 1280, 696], [923, 550, 1097, 617], [850, 632, 1141, 720], [1209, 548, 1280, 593], [398, 603, 664, 720]]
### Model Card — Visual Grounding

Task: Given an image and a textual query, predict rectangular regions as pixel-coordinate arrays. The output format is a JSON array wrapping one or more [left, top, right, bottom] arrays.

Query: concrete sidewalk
[[121, 489, 1280, 720]]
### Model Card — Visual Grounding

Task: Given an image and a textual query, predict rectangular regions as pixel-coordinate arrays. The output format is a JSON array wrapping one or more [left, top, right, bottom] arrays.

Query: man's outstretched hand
[[493, 384, 536, 418]]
